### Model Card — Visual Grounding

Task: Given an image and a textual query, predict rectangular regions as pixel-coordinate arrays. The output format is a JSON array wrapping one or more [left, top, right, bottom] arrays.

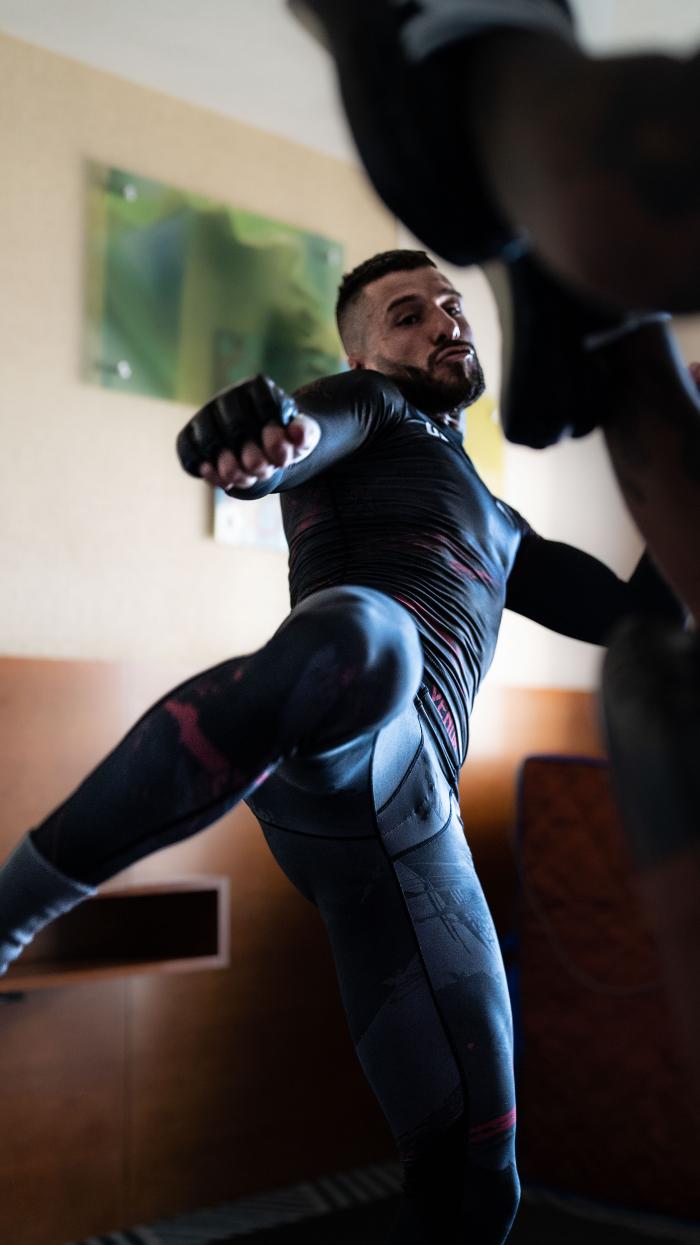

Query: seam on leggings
[[389, 804, 454, 863], [369, 733, 470, 1140], [375, 717, 425, 815], [257, 817, 377, 843], [379, 779, 445, 840]]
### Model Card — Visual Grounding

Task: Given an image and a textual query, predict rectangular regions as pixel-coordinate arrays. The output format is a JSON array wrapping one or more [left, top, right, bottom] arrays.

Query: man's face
[[348, 266, 485, 421]]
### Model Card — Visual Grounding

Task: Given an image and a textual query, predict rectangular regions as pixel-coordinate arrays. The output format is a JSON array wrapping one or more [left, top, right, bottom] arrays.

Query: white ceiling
[[0, 0, 356, 160], [0, 0, 698, 164]]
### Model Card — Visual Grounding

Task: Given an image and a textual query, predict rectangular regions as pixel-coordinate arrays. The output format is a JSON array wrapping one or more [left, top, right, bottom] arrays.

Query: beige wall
[[0, 33, 396, 668]]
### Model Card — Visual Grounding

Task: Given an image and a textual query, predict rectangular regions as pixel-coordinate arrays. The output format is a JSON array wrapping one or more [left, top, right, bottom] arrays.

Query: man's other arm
[[505, 537, 686, 645]]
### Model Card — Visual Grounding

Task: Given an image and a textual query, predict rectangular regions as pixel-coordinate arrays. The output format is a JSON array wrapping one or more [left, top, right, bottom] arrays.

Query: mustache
[[430, 342, 475, 368]]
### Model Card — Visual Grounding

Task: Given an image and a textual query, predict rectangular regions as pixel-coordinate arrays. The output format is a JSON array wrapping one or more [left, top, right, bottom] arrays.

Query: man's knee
[[293, 586, 423, 714]]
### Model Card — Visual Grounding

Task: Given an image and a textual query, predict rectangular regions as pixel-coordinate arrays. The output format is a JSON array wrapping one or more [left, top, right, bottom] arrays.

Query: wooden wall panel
[[125, 807, 392, 1223], [461, 685, 605, 930], [0, 656, 189, 863], [0, 982, 126, 1245], [0, 657, 606, 1242]]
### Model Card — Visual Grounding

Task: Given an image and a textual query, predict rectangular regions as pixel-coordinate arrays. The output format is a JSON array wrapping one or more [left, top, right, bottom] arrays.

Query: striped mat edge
[[64, 1165, 700, 1245], [64, 1160, 403, 1245]]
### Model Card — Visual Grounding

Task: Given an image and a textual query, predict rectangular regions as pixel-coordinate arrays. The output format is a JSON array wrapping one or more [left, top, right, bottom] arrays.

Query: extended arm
[[505, 537, 685, 646], [176, 369, 405, 499]]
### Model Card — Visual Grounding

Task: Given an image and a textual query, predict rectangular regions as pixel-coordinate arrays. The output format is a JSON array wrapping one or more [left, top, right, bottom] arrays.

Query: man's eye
[[445, 304, 462, 317], [398, 313, 419, 326]]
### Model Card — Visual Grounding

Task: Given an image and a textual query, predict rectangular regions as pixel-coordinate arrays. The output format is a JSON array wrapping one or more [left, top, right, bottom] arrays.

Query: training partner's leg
[[460, 30, 700, 311], [291, 0, 699, 311]]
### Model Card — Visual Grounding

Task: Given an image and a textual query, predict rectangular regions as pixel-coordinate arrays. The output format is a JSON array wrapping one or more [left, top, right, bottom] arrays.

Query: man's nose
[[431, 307, 461, 340]]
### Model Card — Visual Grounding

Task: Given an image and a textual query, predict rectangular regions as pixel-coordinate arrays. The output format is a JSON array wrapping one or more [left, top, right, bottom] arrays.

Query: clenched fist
[[176, 374, 321, 492]]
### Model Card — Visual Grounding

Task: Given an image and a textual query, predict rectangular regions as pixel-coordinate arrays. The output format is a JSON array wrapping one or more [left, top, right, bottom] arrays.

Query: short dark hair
[[336, 249, 437, 353]]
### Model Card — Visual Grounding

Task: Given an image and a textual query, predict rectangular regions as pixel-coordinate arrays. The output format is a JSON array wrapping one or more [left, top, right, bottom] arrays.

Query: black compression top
[[233, 369, 683, 766]]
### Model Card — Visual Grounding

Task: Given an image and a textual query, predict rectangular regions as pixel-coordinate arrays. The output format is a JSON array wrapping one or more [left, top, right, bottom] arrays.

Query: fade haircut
[[336, 250, 437, 356]]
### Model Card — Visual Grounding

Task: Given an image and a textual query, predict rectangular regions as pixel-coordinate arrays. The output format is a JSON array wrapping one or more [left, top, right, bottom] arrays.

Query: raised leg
[[468, 35, 700, 310], [291, 0, 700, 311], [0, 587, 422, 975]]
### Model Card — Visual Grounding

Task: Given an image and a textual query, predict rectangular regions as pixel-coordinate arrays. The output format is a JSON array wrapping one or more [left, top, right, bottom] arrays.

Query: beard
[[376, 352, 486, 418]]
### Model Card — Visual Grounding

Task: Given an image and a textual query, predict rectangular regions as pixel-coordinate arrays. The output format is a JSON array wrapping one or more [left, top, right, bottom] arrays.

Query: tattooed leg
[[466, 34, 700, 310]]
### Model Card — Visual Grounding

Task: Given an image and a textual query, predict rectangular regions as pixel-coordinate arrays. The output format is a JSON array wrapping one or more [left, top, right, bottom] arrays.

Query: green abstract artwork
[[84, 163, 345, 404]]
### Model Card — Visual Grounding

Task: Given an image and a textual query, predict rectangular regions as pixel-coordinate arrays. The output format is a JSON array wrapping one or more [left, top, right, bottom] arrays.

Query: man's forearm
[[230, 369, 404, 497], [178, 370, 400, 500]]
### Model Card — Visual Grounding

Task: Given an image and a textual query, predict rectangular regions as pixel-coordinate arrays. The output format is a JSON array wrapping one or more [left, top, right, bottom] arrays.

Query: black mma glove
[[176, 374, 299, 479]]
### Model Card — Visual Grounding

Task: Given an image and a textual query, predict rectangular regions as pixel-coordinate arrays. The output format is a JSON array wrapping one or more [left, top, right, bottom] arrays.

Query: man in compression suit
[[0, 250, 685, 1243]]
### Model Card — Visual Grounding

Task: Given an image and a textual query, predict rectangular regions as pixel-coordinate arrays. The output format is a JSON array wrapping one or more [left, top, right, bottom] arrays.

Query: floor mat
[[64, 1162, 403, 1245], [64, 1166, 700, 1245]]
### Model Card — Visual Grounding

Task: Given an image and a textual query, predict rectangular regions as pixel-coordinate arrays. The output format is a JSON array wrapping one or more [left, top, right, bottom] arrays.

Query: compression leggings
[[30, 585, 519, 1243]]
